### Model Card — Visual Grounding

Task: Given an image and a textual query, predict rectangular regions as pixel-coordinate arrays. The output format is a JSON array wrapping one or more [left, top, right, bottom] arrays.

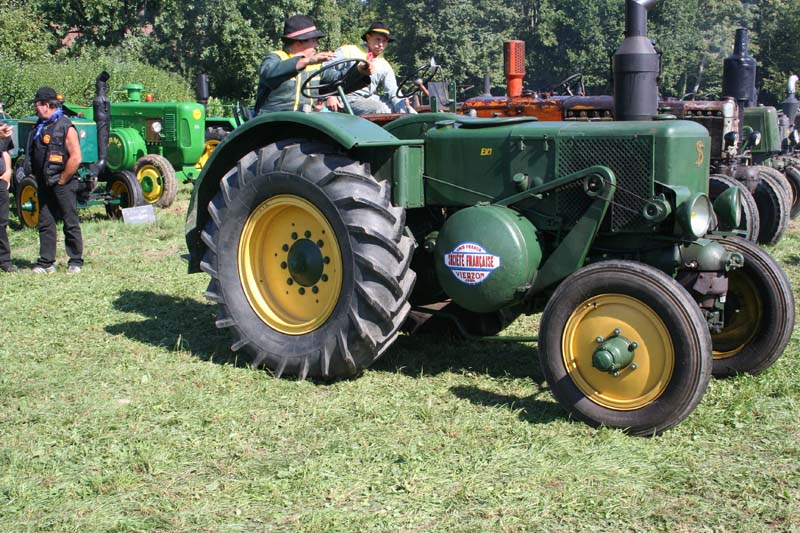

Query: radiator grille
[[163, 113, 177, 141], [556, 136, 653, 231]]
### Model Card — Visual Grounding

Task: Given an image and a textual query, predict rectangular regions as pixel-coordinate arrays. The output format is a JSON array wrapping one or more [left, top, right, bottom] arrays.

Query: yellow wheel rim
[[562, 294, 674, 410], [196, 140, 220, 171], [239, 194, 343, 335], [109, 179, 132, 209], [136, 164, 164, 204], [18, 182, 39, 228], [711, 271, 761, 359]]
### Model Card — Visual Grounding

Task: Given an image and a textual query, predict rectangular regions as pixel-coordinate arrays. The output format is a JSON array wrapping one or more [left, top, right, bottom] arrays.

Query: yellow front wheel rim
[[19, 183, 39, 228], [711, 271, 761, 359], [136, 165, 164, 204], [239, 194, 343, 335], [563, 294, 674, 410]]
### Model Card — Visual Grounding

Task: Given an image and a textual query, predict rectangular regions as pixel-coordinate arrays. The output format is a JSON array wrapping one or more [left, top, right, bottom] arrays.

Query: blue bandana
[[34, 108, 63, 140]]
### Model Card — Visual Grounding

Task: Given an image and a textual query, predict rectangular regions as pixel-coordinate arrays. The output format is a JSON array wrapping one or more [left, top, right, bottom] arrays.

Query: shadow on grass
[[374, 332, 544, 382], [106, 290, 244, 366], [449, 385, 564, 426], [784, 254, 800, 266]]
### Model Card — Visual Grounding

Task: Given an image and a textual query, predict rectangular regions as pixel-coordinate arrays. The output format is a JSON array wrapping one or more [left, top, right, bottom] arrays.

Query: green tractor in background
[[63, 82, 209, 209], [6, 72, 145, 228], [184, 0, 794, 436]]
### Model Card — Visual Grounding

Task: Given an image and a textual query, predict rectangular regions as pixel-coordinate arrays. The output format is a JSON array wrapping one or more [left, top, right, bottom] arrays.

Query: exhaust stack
[[613, 0, 659, 121], [196, 73, 210, 108], [504, 40, 525, 98], [90, 71, 110, 177], [781, 75, 798, 125]]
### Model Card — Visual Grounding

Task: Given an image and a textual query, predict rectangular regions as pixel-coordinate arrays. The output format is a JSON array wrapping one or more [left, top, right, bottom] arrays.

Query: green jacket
[[255, 50, 370, 114]]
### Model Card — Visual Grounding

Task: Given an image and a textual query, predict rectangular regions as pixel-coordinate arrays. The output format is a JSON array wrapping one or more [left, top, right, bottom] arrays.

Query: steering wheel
[[553, 73, 584, 96], [397, 65, 441, 99], [300, 58, 369, 99]]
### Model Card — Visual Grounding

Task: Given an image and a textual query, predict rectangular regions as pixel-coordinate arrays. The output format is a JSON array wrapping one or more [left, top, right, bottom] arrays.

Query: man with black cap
[[255, 15, 372, 114], [329, 22, 415, 115], [0, 122, 15, 272], [25, 87, 83, 274]]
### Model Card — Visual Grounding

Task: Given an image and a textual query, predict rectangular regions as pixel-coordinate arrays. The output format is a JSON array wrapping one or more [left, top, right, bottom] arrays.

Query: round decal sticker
[[444, 242, 501, 285]]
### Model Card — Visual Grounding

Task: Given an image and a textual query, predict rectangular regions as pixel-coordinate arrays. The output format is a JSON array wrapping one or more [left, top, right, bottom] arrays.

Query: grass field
[[1, 185, 798, 532]]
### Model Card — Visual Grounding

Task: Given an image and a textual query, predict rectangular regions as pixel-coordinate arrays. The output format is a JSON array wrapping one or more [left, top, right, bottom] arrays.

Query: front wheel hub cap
[[592, 330, 637, 374]]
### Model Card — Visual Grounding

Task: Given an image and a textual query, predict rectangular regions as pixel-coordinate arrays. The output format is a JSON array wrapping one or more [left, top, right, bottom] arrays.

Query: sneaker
[[0, 264, 18, 273], [31, 265, 56, 274], [67, 265, 82, 274]]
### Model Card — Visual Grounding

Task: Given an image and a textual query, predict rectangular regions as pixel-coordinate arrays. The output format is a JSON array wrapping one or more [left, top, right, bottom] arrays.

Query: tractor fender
[[186, 112, 407, 273]]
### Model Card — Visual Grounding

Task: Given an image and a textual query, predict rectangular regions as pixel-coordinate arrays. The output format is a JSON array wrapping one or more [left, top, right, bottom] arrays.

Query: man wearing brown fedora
[[255, 15, 372, 114], [329, 21, 415, 115]]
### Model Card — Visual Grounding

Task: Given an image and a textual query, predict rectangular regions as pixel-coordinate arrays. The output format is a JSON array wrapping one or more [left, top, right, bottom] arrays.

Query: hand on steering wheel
[[397, 65, 441, 99], [300, 58, 370, 99]]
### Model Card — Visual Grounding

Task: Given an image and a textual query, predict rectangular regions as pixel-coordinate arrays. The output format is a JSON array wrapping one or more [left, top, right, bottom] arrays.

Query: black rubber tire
[[753, 166, 790, 245], [706, 235, 795, 377], [14, 176, 39, 229], [782, 163, 800, 219], [133, 154, 178, 208], [539, 260, 712, 436], [708, 174, 760, 242], [200, 139, 416, 379], [204, 126, 230, 142], [105, 170, 145, 218]]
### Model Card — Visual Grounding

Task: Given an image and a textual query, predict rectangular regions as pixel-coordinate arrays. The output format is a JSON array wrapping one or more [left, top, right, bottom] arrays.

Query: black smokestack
[[196, 73, 210, 108], [90, 71, 110, 177], [781, 75, 798, 125], [613, 0, 659, 121]]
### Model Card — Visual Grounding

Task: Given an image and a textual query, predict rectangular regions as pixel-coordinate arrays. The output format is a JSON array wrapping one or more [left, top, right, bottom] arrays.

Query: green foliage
[[0, 51, 193, 116], [0, 1, 56, 61]]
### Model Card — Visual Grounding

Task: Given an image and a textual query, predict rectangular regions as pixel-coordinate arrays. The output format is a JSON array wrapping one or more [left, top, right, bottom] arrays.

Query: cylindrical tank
[[504, 40, 525, 98], [613, 0, 659, 121], [722, 29, 757, 105], [434, 205, 541, 313]]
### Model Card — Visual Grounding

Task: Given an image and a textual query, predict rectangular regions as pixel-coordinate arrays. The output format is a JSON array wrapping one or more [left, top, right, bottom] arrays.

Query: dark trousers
[[36, 178, 83, 267], [0, 181, 10, 267]]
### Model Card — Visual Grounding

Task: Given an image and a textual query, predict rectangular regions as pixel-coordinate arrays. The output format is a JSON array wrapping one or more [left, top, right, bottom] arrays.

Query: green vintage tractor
[[63, 83, 208, 209], [7, 72, 145, 228], [184, 0, 794, 435]]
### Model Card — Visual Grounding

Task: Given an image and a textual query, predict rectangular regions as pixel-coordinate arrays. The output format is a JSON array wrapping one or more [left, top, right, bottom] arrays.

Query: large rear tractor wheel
[[753, 166, 791, 245], [15, 176, 39, 229], [201, 140, 416, 379], [105, 170, 145, 219], [708, 174, 759, 241], [539, 261, 712, 436], [707, 235, 794, 377], [133, 154, 177, 208]]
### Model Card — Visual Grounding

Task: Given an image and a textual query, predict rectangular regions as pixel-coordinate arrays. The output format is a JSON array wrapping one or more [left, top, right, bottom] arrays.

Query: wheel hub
[[592, 328, 638, 375], [287, 238, 325, 287]]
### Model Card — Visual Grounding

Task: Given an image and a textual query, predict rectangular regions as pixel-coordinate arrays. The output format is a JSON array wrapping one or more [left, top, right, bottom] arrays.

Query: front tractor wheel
[[539, 261, 712, 436], [133, 154, 177, 208], [15, 176, 39, 229], [105, 170, 145, 219], [201, 140, 416, 379], [707, 235, 794, 377]]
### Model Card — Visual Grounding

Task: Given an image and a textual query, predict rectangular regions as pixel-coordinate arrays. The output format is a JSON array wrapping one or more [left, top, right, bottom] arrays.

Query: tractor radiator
[[555, 136, 653, 232]]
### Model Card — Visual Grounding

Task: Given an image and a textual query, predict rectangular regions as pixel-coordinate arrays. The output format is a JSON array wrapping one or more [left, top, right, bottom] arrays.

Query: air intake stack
[[613, 0, 659, 121], [504, 40, 525, 98]]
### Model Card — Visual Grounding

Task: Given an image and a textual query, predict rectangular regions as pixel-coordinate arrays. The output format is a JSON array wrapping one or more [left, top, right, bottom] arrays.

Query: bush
[[0, 50, 195, 117]]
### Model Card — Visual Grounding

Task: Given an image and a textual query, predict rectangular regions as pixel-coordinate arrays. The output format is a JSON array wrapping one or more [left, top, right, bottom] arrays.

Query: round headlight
[[712, 185, 742, 229], [151, 121, 163, 134], [679, 193, 712, 238]]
